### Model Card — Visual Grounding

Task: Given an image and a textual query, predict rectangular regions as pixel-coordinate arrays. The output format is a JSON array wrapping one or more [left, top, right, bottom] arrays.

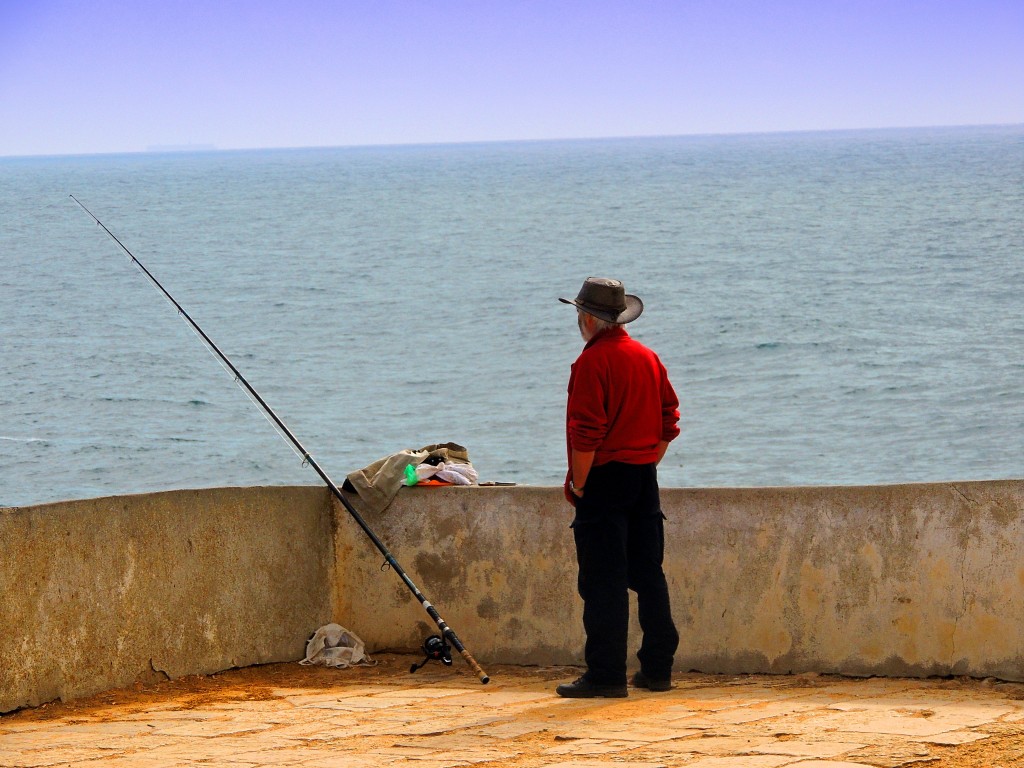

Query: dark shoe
[[631, 671, 671, 692], [556, 675, 628, 698]]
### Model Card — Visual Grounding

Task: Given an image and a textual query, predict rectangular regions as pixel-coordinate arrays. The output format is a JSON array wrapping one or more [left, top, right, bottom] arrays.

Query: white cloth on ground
[[299, 623, 375, 668]]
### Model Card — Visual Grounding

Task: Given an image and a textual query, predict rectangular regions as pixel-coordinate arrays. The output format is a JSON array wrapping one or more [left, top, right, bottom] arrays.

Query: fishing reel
[[409, 634, 452, 674]]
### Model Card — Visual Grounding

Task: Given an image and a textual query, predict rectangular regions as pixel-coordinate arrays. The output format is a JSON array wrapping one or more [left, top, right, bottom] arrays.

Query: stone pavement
[[2, 655, 1024, 767]]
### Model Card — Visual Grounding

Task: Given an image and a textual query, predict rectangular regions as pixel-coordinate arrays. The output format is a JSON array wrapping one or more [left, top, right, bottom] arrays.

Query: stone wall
[[3, 479, 1022, 712]]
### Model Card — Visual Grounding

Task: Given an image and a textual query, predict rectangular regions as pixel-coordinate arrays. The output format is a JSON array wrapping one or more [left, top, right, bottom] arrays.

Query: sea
[[2, 125, 1022, 508]]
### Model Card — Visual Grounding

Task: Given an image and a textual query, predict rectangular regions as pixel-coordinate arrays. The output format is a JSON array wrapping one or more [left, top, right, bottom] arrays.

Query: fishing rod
[[70, 194, 489, 685]]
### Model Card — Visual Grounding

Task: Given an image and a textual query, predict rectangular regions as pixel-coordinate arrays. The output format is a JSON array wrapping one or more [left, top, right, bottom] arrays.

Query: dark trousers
[[571, 461, 679, 685]]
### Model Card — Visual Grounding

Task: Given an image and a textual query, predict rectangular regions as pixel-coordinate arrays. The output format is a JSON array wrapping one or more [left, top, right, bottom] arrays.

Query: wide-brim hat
[[559, 277, 643, 324]]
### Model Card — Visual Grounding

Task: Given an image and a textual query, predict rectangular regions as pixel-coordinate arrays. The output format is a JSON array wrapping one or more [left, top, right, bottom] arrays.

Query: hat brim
[[559, 294, 643, 324]]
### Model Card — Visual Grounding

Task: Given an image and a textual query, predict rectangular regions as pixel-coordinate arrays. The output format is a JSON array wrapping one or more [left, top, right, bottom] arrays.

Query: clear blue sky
[[1, 0, 1021, 157]]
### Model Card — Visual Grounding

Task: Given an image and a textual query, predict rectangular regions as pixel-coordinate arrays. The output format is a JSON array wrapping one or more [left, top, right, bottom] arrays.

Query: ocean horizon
[[3, 124, 1022, 507], [4, 121, 1021, 160]]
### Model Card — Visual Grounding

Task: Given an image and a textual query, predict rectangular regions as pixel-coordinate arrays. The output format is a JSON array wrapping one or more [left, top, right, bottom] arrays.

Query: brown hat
[[559, 277, 643, 324]]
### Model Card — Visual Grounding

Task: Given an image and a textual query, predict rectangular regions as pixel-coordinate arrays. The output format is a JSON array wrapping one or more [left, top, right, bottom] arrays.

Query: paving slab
[[2, 654, 1024, 767], [544, 738, 640, 755], [541, 761, 669, 768], [679, 757, 793, 768], [911, 730, 993, 746]]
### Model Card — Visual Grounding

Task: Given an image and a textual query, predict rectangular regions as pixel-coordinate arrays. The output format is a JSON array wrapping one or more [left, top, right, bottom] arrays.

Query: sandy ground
[[3, 654, 1024, 767]]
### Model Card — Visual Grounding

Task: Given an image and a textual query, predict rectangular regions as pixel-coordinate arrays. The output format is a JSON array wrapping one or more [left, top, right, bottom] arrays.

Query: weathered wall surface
[[4, 479, 1022, 712], [0, 487, 334, 713], [667, 481, 1024, 680], [333, 487, 582, 667], [333, 480, 1024, 681]]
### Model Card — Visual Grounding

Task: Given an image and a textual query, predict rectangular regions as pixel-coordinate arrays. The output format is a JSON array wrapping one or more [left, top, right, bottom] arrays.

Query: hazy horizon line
[[3, 121, 1021, 161]]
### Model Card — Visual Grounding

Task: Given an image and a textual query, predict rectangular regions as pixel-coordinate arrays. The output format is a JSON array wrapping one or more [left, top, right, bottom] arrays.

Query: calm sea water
[[2, 126, 1022, 507]]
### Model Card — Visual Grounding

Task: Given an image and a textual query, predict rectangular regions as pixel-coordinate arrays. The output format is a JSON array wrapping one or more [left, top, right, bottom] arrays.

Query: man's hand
[[570, 449, 595, 498], [656, 440, 670, 464]]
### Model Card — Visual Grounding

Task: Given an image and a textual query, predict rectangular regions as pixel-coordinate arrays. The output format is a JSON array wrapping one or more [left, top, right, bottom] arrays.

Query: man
[[556, 276, 681, 698]]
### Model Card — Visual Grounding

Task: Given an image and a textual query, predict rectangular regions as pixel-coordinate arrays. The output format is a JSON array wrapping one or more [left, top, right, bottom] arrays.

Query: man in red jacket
[[556, 276, 680, 698]]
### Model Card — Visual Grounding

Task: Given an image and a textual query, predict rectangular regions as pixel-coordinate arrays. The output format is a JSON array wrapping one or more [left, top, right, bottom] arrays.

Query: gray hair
[[582, 312, 623, 334]]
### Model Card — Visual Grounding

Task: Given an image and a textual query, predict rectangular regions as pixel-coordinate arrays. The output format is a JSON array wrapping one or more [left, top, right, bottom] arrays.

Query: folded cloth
[[299, 623, 375, 668], [416, 461, 479, 486], [344, 442, 471, 514]]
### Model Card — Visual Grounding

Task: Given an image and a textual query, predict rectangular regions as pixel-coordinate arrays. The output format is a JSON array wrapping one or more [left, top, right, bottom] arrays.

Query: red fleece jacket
[[565, 326, 680, 471]]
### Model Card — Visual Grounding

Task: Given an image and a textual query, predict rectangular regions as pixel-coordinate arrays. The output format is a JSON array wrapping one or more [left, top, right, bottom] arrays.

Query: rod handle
[[460, 648, 490, 684]]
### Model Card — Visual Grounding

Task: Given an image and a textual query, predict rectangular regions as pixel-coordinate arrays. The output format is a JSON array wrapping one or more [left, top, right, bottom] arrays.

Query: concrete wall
[[0, 487, 334, 713], [667, 481, 1024, 680], [3, 479, 1023, 712], [334, 486, 583, 666], [335, 480, 1024, 682]]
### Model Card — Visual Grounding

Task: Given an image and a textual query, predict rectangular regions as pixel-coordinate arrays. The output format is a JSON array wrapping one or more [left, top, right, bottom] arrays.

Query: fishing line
[[70, 194, 489, 684]]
